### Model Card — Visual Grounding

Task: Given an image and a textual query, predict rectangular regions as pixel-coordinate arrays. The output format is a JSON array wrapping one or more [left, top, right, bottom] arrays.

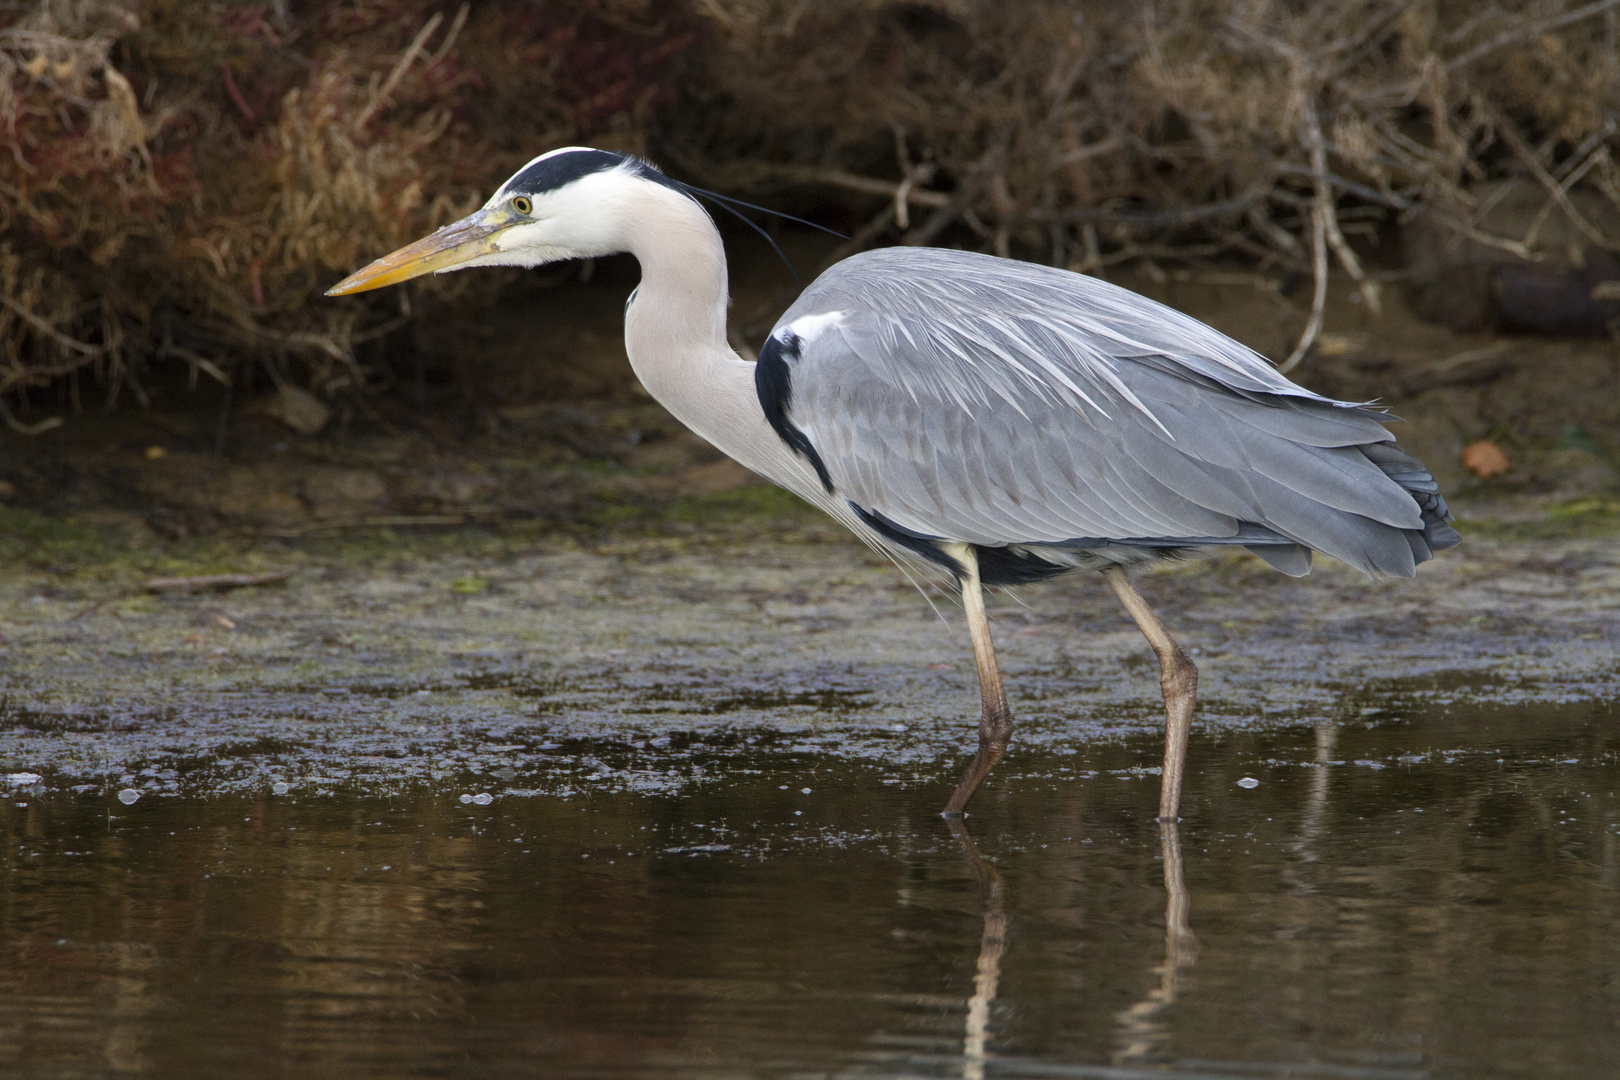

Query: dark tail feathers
[[1361, 442, 1461, 565]]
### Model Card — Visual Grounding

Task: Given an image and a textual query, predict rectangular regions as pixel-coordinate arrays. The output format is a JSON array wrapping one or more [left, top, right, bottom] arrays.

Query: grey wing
[[775, 249, 1456, 577]]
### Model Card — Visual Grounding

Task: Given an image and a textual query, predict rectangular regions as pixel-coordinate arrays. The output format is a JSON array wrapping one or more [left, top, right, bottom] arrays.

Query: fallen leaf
[[1461, 440, 1510, 478]]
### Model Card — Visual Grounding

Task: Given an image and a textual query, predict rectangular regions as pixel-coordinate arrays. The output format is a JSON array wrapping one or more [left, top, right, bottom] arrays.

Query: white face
[[325, 148, 686, 297], [464, 151, 652, 270]]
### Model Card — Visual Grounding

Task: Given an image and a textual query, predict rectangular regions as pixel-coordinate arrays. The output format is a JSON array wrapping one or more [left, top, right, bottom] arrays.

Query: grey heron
[[328, 147, 1458, 820]]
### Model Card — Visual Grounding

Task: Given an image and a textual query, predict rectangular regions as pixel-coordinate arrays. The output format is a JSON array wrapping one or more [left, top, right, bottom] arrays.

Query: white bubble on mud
[[272, 781, 290, 795], [1237, 777, 1260, 789], [472, 793, 494, 805], [117, 788, 141, 805]]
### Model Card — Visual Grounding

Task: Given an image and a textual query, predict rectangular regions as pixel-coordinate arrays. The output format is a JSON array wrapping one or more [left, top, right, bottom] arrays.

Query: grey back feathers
[[764, 247, 1458, 579]]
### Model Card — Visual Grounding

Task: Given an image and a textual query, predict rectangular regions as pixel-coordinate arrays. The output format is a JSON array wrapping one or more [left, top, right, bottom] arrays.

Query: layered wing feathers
[[772, 248, 1456, 577]]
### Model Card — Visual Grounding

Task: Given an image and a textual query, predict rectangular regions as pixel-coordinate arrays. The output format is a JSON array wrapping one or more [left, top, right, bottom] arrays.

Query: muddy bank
[[1, 495, 1615, 800]]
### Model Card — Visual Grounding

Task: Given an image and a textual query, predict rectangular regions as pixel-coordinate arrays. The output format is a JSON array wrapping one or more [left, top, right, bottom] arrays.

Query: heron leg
[[1103, 566, 1197, 822], [943, 544, 1014, 816]]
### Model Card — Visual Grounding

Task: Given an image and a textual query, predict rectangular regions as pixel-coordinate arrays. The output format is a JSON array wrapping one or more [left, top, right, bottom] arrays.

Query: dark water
[[3, 698, 1618, 1079]]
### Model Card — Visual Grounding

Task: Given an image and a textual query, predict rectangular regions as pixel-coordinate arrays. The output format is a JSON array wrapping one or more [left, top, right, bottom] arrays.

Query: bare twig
[[144, 572, 291, 594], [0, 397, 63, 435], [1552, 118, 1618, 183], [773, 166, 952, 210], [1271, 163, 1415, 209], [354, 12, 444, 130], [903, 149, 1001, 247], [1446, 0, 1620, 71], [1303, 97, 1380, 315], [1493, 108, 1620, 252], [781, 162, 1265, 232], [160, 345, 232, 389], [1521, 149, 1608, 251], [1428, 210, 1538, 261], [1027, 188, 1263, 227], [0, 291, 104, 358], [427, 4, 470, 68], [1279, 200, 1328, 375], [1055, 134, 1123, 166], [1248, 202, 1303, 258]]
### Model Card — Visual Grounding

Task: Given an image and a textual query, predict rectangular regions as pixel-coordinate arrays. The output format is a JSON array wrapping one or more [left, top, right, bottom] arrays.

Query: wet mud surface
[[0, 513, 1615, 799]]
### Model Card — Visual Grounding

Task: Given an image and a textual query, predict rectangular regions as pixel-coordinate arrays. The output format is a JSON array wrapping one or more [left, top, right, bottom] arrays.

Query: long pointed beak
[[325, 206, 515, 296]]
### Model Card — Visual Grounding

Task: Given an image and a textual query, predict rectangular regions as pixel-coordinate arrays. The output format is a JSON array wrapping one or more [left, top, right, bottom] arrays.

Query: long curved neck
[[615, 185, 848, 514], [619, 189, 779, 469], [622, 187, 731, 380]]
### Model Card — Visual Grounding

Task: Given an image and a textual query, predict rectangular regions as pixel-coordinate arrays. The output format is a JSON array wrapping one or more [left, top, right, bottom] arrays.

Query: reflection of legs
[[1292, 721, 1335, 869], [1160, 820, 1199, 969], [945, 545, 1013, 815], [1103, 566, 1197, 822], [1113, 819, 1199, 1063], [946, 817, 1006, 1080]]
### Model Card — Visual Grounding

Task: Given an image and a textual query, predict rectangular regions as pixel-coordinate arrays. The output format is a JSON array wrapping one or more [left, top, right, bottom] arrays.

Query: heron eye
[[512, 195, 533, 215]]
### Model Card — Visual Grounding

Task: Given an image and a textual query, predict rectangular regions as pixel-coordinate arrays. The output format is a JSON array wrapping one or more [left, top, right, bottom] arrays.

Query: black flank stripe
[[972, 545, 1072, 586], [849, 504, 961, 577], [851, 504, 1072, 586]]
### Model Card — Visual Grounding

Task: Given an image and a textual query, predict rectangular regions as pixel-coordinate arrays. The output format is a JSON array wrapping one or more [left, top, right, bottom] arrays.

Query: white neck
[[621, 185, 732, 384], [618, 186, 827, 503]]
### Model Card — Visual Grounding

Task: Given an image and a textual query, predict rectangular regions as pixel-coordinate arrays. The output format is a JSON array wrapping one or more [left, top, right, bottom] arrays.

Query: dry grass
[[0, 0, 694, 432], [3, 0, 1619, 431]]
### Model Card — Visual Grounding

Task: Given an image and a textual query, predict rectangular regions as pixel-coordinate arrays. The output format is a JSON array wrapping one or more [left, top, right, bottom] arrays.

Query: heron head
[[326, 147, 692, 296]]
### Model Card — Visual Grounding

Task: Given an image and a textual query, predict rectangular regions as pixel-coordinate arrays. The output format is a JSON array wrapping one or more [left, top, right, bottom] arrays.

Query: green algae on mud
[[0, 492, 1616, 799]]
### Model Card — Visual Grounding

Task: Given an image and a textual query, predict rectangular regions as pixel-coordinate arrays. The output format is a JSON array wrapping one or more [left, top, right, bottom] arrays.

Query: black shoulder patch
[[755, 332, 834, 493], [508, 149, 694, 201]]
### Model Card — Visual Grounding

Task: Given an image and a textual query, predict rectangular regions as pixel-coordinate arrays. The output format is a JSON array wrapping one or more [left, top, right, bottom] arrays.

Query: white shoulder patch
[[784, 310, 846, 344]]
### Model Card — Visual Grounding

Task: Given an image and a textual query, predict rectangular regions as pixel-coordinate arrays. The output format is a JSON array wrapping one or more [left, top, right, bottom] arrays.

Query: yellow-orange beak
[[325, 206, 516, 296]]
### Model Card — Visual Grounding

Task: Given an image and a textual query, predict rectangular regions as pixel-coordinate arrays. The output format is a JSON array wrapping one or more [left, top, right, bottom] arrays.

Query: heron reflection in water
[[948, 818, 1197, 1076], [329, 148, 1457, 818]]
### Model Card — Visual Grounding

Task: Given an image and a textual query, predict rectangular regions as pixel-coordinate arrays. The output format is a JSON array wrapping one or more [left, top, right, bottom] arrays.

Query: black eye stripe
[[508, 150, 621, 195], [505, 149, 693, 202]]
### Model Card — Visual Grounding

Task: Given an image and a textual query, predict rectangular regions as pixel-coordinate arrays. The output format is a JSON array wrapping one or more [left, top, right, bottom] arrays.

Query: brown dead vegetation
[[677, 0, 1620, 366], [0, 0, 695, 432], [2, 0, 1619, 434]]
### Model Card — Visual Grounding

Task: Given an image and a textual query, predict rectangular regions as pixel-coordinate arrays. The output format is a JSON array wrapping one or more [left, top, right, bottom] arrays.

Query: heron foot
[[941, 542, 1014, 815], [943, 704, 1013, 815]]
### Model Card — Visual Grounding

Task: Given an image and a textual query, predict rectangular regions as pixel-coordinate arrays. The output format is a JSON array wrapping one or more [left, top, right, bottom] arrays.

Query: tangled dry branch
[[676, 0, 1620, 366]]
